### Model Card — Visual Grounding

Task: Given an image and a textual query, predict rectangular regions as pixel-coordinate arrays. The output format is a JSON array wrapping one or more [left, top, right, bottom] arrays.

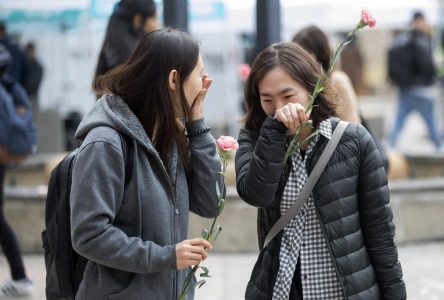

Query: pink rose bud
[[216, 136, 239, 151], [361, 9, 376, 28], [239, 63, 251, 81]]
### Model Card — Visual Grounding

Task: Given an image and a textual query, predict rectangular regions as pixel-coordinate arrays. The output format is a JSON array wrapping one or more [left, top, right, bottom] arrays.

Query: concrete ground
[[1, 241, 444, 299]]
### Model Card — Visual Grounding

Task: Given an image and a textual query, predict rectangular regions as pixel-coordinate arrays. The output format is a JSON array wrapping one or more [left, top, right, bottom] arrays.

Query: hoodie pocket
[[106, 274, 137, 300]]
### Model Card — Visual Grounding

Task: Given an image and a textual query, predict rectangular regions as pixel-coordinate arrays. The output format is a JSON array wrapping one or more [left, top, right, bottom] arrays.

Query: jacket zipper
[[307, 151, 348, 299], [147, 151, 179, 300], [159, 163, 179, 300]]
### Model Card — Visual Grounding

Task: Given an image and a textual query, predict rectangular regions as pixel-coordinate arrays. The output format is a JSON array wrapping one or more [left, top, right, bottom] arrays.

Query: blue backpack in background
[[0, 75, 37, 156]]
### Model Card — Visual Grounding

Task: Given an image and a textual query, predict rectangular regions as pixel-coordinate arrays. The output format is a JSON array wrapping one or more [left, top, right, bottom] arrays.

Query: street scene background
[[1, 0, 444, 299]]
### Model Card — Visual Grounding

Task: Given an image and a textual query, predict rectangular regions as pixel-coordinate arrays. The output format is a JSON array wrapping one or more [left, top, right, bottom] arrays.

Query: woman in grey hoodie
[[70, 28, 222, 299]]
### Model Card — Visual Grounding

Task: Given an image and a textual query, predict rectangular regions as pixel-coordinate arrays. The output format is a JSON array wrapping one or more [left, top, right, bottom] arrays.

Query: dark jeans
[[0, 164, 26, 280]]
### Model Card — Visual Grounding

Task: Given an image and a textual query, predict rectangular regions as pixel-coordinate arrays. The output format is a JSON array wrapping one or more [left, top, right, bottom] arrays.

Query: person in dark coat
[[389, 11, 440, 150], [23, 42, 43, 110], [0, 21, 27, 86], [94, 0, 158, 81], [0, 44, 34, 298], [235, 42, 406, 299]]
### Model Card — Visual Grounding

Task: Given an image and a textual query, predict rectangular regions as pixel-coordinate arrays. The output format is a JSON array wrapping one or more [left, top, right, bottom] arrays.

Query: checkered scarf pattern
[[272, 119, 344, 299]]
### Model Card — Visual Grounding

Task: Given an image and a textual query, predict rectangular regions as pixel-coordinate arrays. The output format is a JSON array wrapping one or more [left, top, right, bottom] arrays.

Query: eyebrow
[[260, 87, 295, 97]]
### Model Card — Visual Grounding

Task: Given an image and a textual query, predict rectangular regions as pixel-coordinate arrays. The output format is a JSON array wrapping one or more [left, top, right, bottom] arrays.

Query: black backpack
[[387, 33, 416, 87], [41, 132, 133, 300]]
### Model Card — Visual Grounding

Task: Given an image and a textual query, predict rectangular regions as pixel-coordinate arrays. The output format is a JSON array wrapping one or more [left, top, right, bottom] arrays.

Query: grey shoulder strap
[[263, 121, 349, 248]]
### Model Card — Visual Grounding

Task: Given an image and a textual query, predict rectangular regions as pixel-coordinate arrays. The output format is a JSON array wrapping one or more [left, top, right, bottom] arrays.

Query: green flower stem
[[178, 150, 228, 300], [282, 21, 369, 169]]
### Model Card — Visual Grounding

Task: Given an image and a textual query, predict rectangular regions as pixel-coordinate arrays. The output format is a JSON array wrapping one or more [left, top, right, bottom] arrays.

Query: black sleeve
[[357, 124, 406, 299], [235, 116, 288, 208]]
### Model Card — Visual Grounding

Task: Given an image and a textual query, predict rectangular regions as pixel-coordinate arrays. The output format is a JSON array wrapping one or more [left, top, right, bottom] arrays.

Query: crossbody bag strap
[[263, 121, 349, 248]]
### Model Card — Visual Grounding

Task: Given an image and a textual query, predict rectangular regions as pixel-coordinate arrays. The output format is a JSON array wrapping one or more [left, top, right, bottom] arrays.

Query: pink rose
[[239, 63, 251, 81], [361, 9, 376, 28], [216, 136, 239, 151]]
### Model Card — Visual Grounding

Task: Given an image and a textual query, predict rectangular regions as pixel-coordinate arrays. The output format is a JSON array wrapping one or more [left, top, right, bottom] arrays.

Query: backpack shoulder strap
[[118, 132, 133, 188]]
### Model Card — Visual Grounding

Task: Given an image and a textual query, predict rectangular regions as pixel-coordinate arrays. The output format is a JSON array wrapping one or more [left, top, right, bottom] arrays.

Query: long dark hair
[[292, 25, 331, 73], [244, 42, 336, 132], [94, 28, 199, 166]]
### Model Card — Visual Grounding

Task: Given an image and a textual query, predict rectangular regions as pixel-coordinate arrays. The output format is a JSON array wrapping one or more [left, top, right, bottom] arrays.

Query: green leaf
[[187, 279, 206, 291], [299, 129, 320, 148], [218, 199, 225, 215], [212, 226, 223, 241], [282, 136, 298, 171], [215, 181, 221, 198], [305, 106, 313, 115], [196, 280, 207, 289], [200, 266, 211, 277], [201, 229, 209, 239], [182, 279, 207, 297]]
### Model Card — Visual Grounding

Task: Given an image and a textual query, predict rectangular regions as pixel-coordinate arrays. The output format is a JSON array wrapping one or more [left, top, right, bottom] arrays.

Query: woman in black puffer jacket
[[235, 43, 406, 300]]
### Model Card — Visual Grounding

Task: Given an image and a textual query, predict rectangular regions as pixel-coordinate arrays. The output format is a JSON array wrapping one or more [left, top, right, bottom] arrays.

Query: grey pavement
[[1, 241, 444, 299]]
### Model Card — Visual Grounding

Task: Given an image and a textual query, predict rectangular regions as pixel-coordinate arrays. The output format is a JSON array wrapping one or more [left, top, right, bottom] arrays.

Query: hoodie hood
[[76, 94, 156, 155], [75, 94, 179, 184]]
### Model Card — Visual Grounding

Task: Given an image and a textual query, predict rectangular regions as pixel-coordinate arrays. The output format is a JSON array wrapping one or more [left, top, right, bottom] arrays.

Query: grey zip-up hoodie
[[70, 95, 221, 300]]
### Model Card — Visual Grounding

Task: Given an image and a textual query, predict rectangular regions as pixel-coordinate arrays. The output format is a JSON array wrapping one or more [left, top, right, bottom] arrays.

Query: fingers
[[274, 103, 308, 132], [197, 74, 213, 103], [202, 74, 213, 90], [275, 109, 291, 127], [176, 239, 213, 269], [15, 105, 27, 116], [295, 104, 308, 124], [188, 238, 213, 250], [190, 75, 213, 121]]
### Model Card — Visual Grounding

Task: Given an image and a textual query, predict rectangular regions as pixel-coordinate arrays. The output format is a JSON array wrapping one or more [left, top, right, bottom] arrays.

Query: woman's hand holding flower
[[275, 103, 309, 136], [176, 238, 213, 270]]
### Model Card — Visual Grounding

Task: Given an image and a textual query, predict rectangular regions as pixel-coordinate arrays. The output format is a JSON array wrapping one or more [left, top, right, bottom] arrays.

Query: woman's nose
[[274, 100, 285, 110]]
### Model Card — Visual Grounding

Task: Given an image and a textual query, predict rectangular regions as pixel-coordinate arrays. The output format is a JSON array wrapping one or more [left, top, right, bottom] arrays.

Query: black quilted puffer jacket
[[235, 116, 406, 300]]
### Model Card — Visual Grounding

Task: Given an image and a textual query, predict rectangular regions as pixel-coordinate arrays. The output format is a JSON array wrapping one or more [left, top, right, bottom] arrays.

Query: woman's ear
[[168, 70, 178, 91]]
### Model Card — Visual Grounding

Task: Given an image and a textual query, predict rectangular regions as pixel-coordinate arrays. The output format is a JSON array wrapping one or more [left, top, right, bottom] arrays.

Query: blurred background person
[[292, 25, 361, 123], [0, 21, 27, 87], [0, 44, 34, 299], [94, 0, 158, 82], [23, 42, 43, 111], [388, 11, 441, 150], [293, 25, 390, 172], [339, 37, 366, 96]]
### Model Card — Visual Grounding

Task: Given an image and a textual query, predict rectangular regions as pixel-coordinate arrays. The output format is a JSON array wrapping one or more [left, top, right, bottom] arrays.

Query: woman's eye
[[261, 99, 272, 103], [284, 94, 295, 99]]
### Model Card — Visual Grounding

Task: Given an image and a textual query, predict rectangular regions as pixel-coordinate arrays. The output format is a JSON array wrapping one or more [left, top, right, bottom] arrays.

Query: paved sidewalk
[[1, 242, 444, 299]]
